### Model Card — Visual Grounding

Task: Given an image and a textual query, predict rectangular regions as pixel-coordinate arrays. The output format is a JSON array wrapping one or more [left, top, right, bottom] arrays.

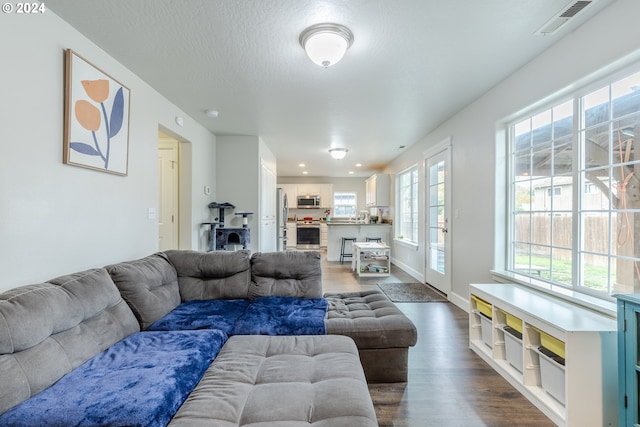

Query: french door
[[425, 139, 451, 295]]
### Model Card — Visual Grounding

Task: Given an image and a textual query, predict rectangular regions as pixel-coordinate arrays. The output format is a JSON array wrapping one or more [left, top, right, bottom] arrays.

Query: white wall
[[0, 11, 216, 292], [215, 136, 276, 252], [384, 0, 640, 308]]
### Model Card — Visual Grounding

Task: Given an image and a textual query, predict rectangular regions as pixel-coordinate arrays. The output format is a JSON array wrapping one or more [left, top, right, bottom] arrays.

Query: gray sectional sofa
[[0, 249, 417, 426]]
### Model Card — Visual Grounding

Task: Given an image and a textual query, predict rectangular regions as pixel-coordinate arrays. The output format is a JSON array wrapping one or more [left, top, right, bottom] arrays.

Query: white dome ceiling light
[[299, 23, 354, 68], [329, 148, 348, 160]]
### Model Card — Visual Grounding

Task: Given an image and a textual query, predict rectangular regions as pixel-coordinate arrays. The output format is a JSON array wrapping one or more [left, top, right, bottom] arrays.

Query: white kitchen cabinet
[[320, 222, 328, 247], [286, 222, 297, 247], [296, 184, 320, 197], [320, 184, 333, 209], [278, 184, 297, 204], [469, 283, 617, 427], [365, 174, 390, 207]]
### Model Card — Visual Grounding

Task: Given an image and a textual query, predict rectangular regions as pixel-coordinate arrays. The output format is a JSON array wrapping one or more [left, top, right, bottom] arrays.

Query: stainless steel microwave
[[297, 195, 320, 208]]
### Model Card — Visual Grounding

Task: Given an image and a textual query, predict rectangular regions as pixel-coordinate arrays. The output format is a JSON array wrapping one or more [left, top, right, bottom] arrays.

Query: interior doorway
[[424, 137, 452, 295], [158, 133, 179, 251]]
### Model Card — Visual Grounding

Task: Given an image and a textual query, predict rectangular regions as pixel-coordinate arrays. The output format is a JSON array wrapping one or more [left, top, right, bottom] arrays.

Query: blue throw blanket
[[232, 296, 328, 335], [0, 330, 227, 427], [147, 297, 328, 336], [147, 299, 250, 334]]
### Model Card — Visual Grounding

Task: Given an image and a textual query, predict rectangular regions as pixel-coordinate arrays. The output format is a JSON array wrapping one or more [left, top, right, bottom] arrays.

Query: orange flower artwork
[[81, 80, 109, 103], [74, 100, 101, 131], [64, 49, 130, 175]]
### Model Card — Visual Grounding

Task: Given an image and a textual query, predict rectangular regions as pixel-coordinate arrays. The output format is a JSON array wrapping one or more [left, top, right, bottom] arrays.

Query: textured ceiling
[[47, 0, 613, 177]]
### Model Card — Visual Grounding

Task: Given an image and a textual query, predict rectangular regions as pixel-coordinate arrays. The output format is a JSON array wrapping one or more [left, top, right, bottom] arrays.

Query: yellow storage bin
[[471, 295, 492, 319], [533, 327, 565, 359], [501, 310, 523, 334]]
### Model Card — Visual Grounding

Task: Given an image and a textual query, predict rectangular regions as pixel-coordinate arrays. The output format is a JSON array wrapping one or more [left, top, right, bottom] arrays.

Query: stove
[[296, 220, 320, 249]]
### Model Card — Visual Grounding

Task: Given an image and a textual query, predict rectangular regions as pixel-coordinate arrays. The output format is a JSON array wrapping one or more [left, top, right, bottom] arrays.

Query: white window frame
[[395, 165, 419, 244], [504, 65, 640, 303], [333, 192, 357, 218]]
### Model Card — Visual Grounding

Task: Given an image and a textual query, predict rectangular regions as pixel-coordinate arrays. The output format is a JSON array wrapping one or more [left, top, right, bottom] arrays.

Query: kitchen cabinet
[[320, 223, 328, 247], [286, 222, 297, 247], [296, 184, 319, 197], [320, 184, 333, 209], [278, 184, 297, 204], [365, 174, 390, 207]]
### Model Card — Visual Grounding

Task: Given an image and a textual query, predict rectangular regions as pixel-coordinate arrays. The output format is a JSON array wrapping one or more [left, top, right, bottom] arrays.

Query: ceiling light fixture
[[299, 23, 354, 68], [205, 109, 219, 118], [329, 148, 348, 160]]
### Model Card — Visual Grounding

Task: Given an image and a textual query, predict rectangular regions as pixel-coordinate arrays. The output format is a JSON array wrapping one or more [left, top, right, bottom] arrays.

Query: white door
[[159, 140, 179, 251], [425, 140, 451, 295]]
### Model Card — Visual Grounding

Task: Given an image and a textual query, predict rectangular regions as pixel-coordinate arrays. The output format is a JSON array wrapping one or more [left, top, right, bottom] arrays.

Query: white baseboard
[[390, 258, 424, 282], [449, 291, 468, 312]]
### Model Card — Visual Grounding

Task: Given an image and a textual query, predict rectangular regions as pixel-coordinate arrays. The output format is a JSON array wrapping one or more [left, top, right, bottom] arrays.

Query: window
[[333, 192, 356, 218], [546, 187, 562, 197], [507, 69, 640, 298], [396, 166, 419, 243]]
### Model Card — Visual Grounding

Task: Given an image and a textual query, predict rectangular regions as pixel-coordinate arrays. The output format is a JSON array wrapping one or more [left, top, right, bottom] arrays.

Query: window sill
[[394, 239, 419, 250], [490, 269, 616, 318]]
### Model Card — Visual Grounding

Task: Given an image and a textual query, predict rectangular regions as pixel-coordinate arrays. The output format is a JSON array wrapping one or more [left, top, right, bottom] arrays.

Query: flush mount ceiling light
[[299, 23, 354, 68], [329, 148, 348, 160]]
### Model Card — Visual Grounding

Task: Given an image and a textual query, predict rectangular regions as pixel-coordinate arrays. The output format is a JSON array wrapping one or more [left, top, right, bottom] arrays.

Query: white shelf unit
[[352, 242, 390, 277], [469, 283, 617, 427]]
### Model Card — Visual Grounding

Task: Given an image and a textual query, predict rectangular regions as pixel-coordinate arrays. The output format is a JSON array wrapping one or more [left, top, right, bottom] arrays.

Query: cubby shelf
[[469, 283, 617, 427], [352, 242, 390, 277]]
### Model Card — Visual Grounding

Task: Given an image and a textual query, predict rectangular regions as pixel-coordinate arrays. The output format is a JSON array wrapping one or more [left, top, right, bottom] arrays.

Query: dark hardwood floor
[[321, 252, 556, 427]]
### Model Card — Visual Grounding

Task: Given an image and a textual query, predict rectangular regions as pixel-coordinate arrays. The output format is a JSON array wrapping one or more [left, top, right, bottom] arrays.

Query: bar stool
[[365, 237, 382, 243], [340, 237, 357, 264]]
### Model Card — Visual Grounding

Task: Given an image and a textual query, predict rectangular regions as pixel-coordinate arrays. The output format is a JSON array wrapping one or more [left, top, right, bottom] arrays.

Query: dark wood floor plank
[[320, 254, 556, 427]]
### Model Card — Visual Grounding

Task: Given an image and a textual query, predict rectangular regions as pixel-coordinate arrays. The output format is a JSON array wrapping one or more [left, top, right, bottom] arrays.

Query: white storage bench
[[468, 283, 617, 427]]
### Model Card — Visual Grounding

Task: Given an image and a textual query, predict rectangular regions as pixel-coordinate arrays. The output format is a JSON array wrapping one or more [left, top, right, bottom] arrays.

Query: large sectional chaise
[[0, 249, 417, 426]]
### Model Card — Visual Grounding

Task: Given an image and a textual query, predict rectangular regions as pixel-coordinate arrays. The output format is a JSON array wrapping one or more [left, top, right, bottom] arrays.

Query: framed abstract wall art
[[63, 49, 130, 175]]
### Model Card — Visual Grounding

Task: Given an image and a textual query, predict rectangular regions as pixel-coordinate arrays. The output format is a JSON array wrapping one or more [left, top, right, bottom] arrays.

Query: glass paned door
[[425, 142, 451, 295]]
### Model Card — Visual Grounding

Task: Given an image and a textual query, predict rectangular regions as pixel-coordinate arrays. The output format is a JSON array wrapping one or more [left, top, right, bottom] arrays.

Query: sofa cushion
[[147, 299, 250, 334], [232, 296, 328, 335], [249, 251, 322, 299], [165, 249, 252, 300], [324, 289, 418, 349], [106, 252, 181, 329], [0, 269, 139, 414], [0, 329, 227, 427], [168, 335, 378, 427]]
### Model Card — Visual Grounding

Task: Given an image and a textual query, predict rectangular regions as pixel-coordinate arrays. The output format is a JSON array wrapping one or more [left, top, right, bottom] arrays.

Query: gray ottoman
[[324, 289, 418, 383], [169, 335, 378, 427]]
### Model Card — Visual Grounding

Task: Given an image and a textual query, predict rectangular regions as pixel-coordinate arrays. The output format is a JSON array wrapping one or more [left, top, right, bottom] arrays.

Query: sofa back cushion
[[249, 251, 322, 299], [165, 250, 252, 301], [0, 268, 139, 414], [106, 252, 181, 329]]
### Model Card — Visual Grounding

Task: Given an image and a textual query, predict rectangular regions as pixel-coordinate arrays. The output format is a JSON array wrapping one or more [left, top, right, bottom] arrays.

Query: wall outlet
[[204, 185, 211, 195]]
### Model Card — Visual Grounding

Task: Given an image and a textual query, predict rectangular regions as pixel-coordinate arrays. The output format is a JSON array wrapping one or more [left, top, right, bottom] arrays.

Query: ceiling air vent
[[535, 0, 594, 36]]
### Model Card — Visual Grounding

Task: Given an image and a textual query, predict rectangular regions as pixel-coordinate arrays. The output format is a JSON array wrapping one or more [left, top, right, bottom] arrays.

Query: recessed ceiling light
[[355, 163, 362, 167], [299, 163, 306, 167], [204, 109, 219, 118], [348, 171, 354, 174], [302, 171, 308, 175]]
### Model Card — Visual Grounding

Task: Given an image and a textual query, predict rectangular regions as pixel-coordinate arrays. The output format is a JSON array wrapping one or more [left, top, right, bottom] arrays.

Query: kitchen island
[[326, 222, 392, 262]]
